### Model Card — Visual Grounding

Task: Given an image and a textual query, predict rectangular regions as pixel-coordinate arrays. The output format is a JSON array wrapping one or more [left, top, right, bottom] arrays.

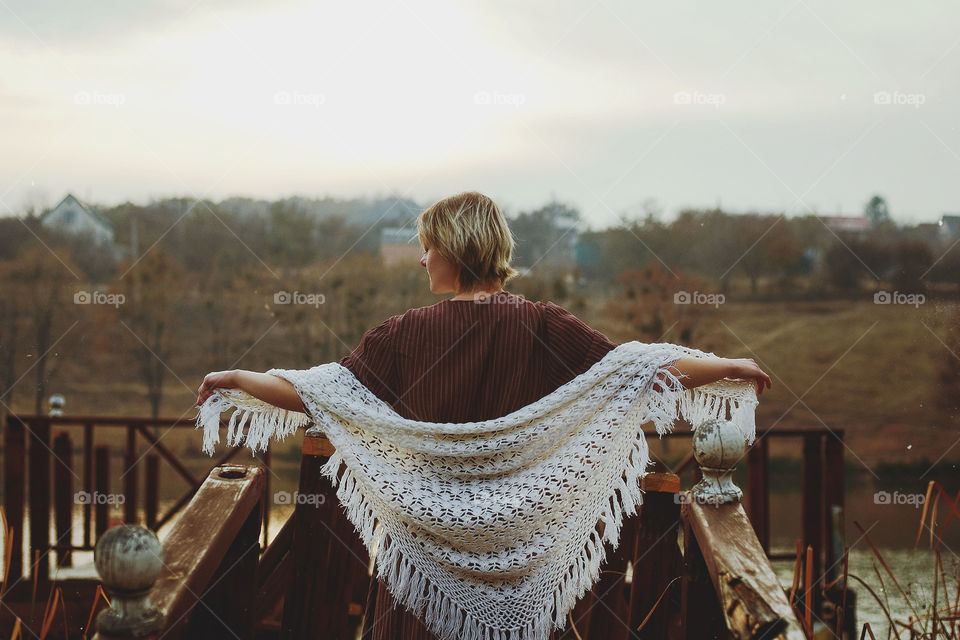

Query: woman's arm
[[656, 357, 772, 396], [197, 369, 305, 412]]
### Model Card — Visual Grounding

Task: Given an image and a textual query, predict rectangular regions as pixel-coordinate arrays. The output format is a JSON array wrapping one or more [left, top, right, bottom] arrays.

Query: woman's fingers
[[196, 370, 239, 406]]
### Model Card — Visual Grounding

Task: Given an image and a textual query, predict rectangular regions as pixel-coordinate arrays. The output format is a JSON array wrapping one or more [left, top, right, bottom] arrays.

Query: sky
[[1, 0, 958, 228]]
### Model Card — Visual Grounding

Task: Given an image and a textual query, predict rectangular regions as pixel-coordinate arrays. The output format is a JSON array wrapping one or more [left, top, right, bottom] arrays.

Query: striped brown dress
[[338, 292, 618, 640]]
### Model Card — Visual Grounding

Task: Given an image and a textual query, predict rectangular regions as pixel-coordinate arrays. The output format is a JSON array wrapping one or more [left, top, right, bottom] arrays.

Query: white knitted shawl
[[195, 340, 758, 640]]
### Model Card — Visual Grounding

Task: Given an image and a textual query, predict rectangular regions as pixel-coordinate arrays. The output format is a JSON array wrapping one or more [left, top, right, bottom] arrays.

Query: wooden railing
[[1, 413, 272, 588], [4, 415, 844, 639]]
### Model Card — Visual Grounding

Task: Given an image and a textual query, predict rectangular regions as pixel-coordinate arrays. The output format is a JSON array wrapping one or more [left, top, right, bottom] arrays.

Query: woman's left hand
[[725, 358, 773, 396], [197, 370, 239, 407]]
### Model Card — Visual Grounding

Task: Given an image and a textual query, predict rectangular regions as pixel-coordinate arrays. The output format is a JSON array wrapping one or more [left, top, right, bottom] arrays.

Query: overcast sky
[[1, 0, 957, 227]]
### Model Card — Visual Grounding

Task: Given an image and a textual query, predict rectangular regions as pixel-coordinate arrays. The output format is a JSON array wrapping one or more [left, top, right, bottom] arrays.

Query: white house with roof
[[40, 194, 115, 246]]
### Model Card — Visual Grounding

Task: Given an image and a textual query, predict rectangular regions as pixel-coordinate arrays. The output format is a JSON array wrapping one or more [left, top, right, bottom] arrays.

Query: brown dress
[[338, 292, 618, 640]]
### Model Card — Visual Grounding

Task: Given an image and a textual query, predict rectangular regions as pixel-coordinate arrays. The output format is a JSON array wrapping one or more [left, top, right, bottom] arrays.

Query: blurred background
[[1, 1, 958, 635]]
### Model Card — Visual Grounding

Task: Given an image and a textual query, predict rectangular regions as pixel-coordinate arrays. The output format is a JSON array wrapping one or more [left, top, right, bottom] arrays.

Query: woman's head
[[417, 191, 519, 294]]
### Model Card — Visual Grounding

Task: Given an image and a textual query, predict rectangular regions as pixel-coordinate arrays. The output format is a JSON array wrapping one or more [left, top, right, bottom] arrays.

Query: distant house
[[939, 214, 960, 240], [380, 226, 421, 267], [815, 215, 872, 237], [40, 194, 115, 246]]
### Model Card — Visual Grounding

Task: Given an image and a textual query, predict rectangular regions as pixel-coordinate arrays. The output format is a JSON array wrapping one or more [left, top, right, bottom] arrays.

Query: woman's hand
[[197, 370, 239, 407], [724, 358, 773, 396]]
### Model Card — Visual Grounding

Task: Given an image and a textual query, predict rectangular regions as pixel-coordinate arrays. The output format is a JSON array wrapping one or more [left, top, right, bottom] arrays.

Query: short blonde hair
[[417, 191, 519, 292]]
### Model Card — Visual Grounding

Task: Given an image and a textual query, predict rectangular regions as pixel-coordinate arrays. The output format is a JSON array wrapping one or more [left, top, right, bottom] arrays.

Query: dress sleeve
[[338, 315, 401, 407], [541, 302, 618, 390]]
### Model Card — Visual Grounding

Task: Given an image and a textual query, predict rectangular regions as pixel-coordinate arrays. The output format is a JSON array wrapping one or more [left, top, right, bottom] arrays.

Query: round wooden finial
[[691, 418, 746, 504]]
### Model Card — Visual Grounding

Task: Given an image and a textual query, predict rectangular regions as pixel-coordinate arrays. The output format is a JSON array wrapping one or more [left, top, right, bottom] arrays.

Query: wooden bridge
[[1, 412, 851, 639]]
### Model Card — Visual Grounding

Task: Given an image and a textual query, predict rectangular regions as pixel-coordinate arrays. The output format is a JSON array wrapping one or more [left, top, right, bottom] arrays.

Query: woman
[[196, 191, 771, 638]]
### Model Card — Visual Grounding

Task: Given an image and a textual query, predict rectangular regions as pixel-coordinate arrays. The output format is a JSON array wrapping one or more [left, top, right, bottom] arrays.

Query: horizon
[[4, 189, 953, 230]]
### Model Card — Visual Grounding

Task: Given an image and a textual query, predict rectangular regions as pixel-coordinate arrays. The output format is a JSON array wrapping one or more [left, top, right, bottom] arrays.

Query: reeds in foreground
[[787, 480, 960, 640]]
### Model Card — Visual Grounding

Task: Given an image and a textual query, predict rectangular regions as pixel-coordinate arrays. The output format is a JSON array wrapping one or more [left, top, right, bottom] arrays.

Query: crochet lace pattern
[[195, 340, 758, 640]]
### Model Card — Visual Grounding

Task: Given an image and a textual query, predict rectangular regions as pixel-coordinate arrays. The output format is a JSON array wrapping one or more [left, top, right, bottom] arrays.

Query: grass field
[[5, 296, 958, 470]]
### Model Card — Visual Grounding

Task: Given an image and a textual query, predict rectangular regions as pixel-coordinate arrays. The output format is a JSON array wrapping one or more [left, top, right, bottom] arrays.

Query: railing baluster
[[53, 432, 74, 567], [145, 453, 159, 530], [95, 445, 110, 538], [124, 425, 138, 524]]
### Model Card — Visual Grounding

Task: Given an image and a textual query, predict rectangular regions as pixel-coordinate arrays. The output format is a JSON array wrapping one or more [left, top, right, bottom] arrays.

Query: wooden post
[[281, 427, 368, 640], [145, 454, 159, 530], [577, 515, 634, 639], [801, 432, 823, 620], [95, 445, 110, 538], [124, 425, 138, 524], [28, 417, 52, 589], [628, 473, 683, 639], [2, 415, 26, 583], [823, 431, 844, 583], [53, 432, 74, 567], [747, 434, 770, 552]]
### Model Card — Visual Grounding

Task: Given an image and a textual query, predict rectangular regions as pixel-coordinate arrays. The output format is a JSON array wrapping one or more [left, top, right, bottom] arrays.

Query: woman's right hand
[[197, 370, 239, 407], [724, 358, 773, 396]]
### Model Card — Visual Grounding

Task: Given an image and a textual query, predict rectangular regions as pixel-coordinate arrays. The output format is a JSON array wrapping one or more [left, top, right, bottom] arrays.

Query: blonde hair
[[417, 191, 519, 292]]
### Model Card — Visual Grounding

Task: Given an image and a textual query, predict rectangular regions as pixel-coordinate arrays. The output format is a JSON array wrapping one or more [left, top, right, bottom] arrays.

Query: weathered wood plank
[[682, 495, 806, 640], [150, 464, 265, 638]]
